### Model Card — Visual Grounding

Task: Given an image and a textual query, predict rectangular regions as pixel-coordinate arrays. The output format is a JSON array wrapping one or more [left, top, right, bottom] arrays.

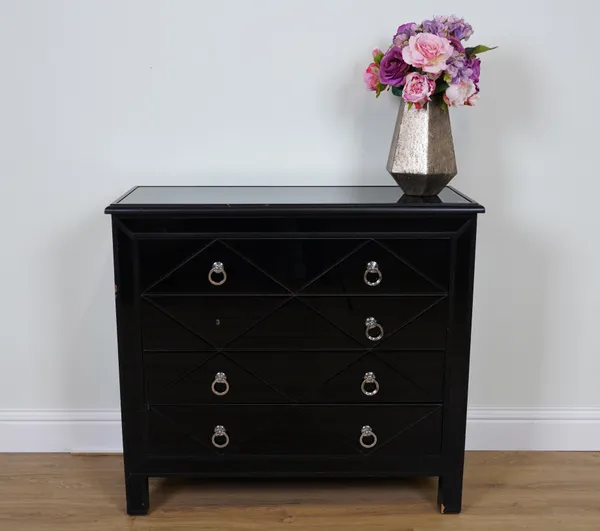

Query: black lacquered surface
[[144, 350, 445, 404], [139, 236, 450, 350], [147, 405, 442, 457], [107, 185, 483, 515], [141, 295, 448, 350], [140, 238, 450, 295]]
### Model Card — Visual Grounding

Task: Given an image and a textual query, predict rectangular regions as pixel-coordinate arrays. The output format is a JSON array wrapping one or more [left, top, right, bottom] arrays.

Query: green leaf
[[433, 81, 449, 95], [373, 52, 384, 65], [376, 82, 387, 98], [407, 102, 413, 110], [440, 100, 448, 113], [465, 45, 498, 57], [391, 85, 403, 98]]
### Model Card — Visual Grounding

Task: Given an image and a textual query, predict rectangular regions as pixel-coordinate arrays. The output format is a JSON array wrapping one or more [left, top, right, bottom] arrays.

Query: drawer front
[[139, 238, 449, 296], [147, 405, 442, 457], [144, 351, 444, 405], [139, 238, 288, 295], [141, 296, 448, 350]]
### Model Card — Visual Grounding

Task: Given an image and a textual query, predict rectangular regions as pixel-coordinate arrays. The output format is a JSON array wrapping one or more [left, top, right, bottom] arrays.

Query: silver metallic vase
[[386, 96, 457, 196]]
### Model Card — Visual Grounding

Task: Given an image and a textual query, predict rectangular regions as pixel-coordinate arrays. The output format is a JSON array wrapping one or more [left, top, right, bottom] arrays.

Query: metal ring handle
[[359, 425, 378, 449], [361, 372, 380, 396], [211, 372, 229, 396], [208, 261, 227, 286], [365, 317, 384, 342], [364, 261, 383, 287], [211, 425, 230, 449]]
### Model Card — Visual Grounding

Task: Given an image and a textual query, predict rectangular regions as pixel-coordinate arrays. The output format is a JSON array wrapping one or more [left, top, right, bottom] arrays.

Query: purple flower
[[445, 53, 481, 85], [447, 15, 474, 41], [397, 22, 417, 34], [448, 36, 465, 54], [443, 34, 480, 84], [379, 46, 410, 86], [422, 18, 444, 36], [469, 57, 481, 83], [445, 47, 471, 84], [422, 15, 473, 41], [393, 22, 418, 48]]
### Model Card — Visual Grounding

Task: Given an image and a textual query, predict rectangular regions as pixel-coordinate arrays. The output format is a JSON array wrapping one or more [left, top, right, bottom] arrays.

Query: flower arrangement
[[364, 15, 496, 109]]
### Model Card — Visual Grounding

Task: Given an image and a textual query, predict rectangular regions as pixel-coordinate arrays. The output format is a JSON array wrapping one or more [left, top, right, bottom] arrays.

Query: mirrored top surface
[[115, 186, 474, 206]]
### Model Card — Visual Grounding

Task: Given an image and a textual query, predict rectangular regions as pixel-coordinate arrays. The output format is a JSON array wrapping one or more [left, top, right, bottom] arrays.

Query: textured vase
[[386, 96, 457, 196]]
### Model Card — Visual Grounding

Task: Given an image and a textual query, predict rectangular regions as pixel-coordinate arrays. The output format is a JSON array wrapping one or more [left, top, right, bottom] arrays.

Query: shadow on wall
[[53, 213, 120, 451], [452, 52, 553, 410], [350, 97, 398, 184]]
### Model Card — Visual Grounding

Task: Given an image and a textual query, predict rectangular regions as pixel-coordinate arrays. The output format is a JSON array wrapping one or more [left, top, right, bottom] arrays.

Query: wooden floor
[[0, 453, 598, 530]]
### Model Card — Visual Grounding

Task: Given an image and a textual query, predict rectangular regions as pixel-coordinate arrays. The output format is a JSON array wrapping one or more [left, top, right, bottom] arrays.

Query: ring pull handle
[[208, 261, 227, 286], [359, 425, 378, 449], [211, 372, 230, 396], [361, 372, 380, 396], [364, 261, 383, 287], [365, 317, 384, 342], [211, 425, 230, 449]]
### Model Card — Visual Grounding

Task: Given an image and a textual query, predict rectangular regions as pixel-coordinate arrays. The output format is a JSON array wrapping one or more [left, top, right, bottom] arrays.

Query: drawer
[[141, 296, 448, 350], [144, 351, 444, 404], [139, 238, 449, 296], [147, 405, 442, 457]]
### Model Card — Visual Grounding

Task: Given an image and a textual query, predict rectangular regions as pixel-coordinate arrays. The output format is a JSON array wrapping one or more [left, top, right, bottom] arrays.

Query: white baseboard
[[466, 407, 600, 451], [1, 407, 599, 452], [0, 410, 122, 453]]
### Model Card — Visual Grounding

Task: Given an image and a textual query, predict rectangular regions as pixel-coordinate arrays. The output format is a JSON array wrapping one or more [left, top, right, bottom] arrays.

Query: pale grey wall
[[0, 0, 598, 415]]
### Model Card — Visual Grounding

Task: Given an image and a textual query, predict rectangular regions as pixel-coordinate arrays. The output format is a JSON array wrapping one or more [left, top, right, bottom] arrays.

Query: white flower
[[444, 79, 477, 107]]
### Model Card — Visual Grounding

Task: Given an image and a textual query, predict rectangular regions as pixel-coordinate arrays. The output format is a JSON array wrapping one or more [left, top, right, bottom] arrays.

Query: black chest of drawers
[[105, 185, 484, 515]]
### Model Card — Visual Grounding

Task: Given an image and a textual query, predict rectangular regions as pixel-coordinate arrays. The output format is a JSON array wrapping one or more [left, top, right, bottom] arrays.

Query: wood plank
[[0, 452, 598, 530]]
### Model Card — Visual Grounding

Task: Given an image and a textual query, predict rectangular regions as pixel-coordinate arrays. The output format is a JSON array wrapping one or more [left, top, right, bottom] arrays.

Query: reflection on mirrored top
[[113, 186, 475, 207]]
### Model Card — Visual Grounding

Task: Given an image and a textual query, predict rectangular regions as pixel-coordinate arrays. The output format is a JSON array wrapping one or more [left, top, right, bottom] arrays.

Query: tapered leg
[[437, 471, 464, 514], [126, 474, 149, 515]]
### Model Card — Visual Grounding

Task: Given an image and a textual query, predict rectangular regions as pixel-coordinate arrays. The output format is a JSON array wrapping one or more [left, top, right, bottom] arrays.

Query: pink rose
[[402, 33, 454, 75], [364, 62, 380, 92], [444, 79, 477, 107], [402, 72, 436, 109]]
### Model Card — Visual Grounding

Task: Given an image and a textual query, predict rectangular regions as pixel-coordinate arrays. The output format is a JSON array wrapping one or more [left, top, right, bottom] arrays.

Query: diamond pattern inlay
[[145, 240, 288, 295], [225, 239, 369, 292], [142, 238, 449, 351], [148, 405, 443, 457], [377, 238, 450, 292], [303, 239, 448, 295], [354, 406, 443, 456], [143, 295, 291, 348], [300, 295, 448, 349], [309, 352, 442, 403], [226, 351, 366, 402], [225, 298, 363, 349], [145, 352, 292, 404]]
